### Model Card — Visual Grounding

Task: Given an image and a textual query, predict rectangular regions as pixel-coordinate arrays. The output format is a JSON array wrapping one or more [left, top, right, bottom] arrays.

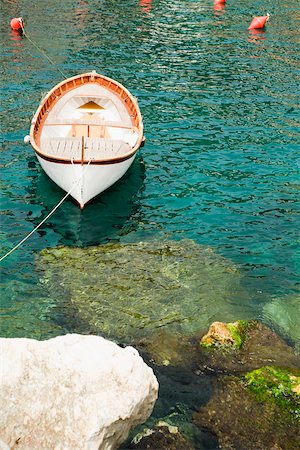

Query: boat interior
[[40, 84, 139, 160]]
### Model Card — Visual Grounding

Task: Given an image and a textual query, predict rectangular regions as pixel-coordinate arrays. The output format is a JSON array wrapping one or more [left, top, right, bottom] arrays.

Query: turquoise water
[[0, 0, 299, 445]]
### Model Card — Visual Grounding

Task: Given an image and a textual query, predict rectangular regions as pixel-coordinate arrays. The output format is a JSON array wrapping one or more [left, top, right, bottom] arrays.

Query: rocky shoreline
[[2, 319, 298, 449], [126, 320, 300, 450]]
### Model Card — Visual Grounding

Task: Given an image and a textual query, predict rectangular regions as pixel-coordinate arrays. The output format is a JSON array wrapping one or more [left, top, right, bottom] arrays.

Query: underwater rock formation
[[263, 293, 300, 352], [125, 403, 214, 450], [0, 334, 158, 450], [137, 330, 194, 367], [0, 280, 64, 340], [193, 367, 300, 450], [126, 423, 195, 450], [197, 320, 300, 375], [38, 240, 249, 342]]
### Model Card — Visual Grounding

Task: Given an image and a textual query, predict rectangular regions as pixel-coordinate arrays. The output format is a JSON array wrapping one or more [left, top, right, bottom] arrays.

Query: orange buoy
[[248, 13, 269, 30], [214, 0, 226, 11], [139, 0, 152, 13], [10, 17, 24, 30]]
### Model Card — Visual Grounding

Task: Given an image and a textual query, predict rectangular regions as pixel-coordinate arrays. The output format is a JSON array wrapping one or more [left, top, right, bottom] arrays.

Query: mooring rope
[[20, 22, 67, 79], [0, 160, 92, 263]]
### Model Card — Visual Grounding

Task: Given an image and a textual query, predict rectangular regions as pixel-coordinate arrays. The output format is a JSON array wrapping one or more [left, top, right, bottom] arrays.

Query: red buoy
[[139, 0, 152, 13], [248, 14, 269, 30], [214, 0, 226, 11], [10, 17, 24, 30]]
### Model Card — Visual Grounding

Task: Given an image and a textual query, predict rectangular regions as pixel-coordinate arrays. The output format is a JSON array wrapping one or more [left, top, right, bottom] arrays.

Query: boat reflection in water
[[27, 155, 145, 246], [213, 0, 226, 13], [248, 28, 267, 45], [139, 0, 152, 14]]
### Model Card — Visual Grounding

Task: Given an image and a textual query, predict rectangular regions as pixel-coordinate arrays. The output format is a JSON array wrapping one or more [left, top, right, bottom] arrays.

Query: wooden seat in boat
[[43, 118, 134, 129], [85, 138, 131, 159], [40, 137, 82, 159], [70, 113, 110, 138], [40, 137, 131, 160], [43, 116, 135, 140]]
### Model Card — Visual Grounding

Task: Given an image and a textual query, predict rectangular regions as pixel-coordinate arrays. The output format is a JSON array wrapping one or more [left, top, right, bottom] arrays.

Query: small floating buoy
[[248, 13, 269, 30], [139, 0, 152, 13], [214, 0, 225, 10], [10, 17, 24, 30], [24, 135, 31, 144]]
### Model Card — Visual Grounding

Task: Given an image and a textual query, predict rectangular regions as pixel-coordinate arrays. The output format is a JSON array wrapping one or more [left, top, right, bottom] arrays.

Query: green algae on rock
[[197, 320, 300, 375], [200, 320, 248, 349], [194, 375, 300, 450], [244, 366, 300, 416], [195, 326, 300, 449], [37, 240, 249, 342]]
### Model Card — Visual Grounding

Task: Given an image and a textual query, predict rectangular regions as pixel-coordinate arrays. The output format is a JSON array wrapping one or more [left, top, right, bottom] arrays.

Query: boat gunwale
[[36, 150, 137, 165], [30, 72, 144, 164]]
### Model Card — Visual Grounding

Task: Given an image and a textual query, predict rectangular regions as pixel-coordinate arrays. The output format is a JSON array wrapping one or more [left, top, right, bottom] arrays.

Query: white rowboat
[[29, 71, 145, 208]]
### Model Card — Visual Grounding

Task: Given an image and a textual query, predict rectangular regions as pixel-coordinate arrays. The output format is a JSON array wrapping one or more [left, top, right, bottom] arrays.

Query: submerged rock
[[126, 423, 195, 450], [0, 334, 158, 450], [38, 240, 249, 342], [1, 280, 64, 340], [263, 293, 300, 352], [194, 369, 300, 450], [137, 330, 194, 367], [197, 320, 300, 375], [126, 403, 209, 450]]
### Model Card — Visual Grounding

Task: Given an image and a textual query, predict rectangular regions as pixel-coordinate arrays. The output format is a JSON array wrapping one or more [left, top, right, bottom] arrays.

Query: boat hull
[[36, 154, 136, 208], [30, 71, 144, 208]]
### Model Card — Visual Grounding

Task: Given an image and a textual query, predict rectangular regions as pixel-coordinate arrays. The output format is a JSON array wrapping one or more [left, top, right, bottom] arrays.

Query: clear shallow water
[[0, 0, 300, 445]]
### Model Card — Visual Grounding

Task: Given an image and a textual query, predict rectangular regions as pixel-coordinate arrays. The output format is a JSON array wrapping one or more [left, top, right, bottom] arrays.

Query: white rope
[[20, 22, 67, 79], [0, 160, 92, 263]]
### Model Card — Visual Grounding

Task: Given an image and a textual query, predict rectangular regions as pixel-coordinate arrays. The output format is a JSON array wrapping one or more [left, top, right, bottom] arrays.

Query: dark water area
[[1, 0, 300, 448]]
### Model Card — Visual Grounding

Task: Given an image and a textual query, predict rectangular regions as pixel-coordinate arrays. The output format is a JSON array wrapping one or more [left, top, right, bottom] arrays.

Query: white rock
[[0, 334, 158, 450]]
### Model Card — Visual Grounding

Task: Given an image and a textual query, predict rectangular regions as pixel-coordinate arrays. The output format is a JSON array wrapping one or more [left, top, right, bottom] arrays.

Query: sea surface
[[0, 0, 299, 447]]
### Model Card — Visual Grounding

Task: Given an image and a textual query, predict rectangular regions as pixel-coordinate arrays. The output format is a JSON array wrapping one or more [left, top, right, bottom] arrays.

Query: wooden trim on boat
[[42, 119, 135, 129], [35, 149, 138, 165], [30, 71, 144, 164]]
